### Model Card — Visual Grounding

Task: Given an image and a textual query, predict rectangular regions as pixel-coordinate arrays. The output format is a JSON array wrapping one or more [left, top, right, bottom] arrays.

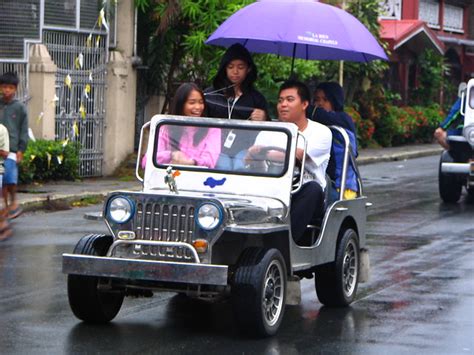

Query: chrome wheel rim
[[342, 239, 358, 297], [262, 259, 284, 327]]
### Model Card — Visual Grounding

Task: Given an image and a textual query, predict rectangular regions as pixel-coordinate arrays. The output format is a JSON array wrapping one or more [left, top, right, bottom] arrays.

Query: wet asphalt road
[[0, 155, 473, 354]]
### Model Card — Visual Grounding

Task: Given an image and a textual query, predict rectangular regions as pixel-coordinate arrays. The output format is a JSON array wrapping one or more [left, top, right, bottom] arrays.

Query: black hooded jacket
[[205, 44, 268, 154], [205, 44, 267, 121], [311, 82, 356, 134], [310, 82, 359, 191]]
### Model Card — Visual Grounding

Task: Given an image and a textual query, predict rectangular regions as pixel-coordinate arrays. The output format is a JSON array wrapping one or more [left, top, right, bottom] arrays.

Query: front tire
[[67, 234, 124, 323], [439, 151, 462, 203], [231, 248, 287, 337], [315, 227, 359, 306]]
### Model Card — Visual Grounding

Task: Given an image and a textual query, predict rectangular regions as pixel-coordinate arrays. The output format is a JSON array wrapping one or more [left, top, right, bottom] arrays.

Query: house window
[[443, 4, 464, 33], [419, 0, 440, 29], [379, 0, 401, 20]]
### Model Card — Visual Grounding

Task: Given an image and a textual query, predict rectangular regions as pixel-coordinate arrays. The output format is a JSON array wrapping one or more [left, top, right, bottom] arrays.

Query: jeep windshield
[[152, 121, 291, 177]]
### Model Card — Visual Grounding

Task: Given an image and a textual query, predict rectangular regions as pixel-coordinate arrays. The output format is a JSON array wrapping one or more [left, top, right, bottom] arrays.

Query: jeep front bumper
[[62, 254, 228, 286]]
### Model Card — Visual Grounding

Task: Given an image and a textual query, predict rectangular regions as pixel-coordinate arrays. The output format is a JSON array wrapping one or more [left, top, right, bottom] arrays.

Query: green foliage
[[134, 0, 149, 12], [347, 103, 443, 148], [346, 106, 375, 148], [254, 55, 322, 119], [317, 0, 389, 105], [136, 0, 253, 107], [409, 49, 449, 106], [19, 140, 80, 184]]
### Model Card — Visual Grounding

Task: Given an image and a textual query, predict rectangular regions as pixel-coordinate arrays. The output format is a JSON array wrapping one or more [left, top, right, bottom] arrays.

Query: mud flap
[[286, 275, 301, 305], [359, 249, 370, 283]]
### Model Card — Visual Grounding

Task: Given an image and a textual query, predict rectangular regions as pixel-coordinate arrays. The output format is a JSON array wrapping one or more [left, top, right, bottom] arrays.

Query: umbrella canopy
[[206, 0, 388, 63]]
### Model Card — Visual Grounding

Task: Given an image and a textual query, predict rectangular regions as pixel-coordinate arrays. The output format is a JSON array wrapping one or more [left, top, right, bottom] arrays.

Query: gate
[[43, 30, 107, 177]]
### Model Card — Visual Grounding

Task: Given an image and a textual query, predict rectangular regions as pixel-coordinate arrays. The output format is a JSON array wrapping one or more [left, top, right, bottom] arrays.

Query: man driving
[[247, 80, 332, 242]]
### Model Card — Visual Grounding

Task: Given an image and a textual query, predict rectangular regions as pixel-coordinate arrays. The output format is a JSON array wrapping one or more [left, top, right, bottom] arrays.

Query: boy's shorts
[[3, 158, 18, 185]]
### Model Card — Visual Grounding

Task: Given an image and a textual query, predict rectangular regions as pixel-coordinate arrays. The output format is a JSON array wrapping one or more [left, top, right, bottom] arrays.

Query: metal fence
[[1, 0, 116, 177], [43, 30, 107, 177]]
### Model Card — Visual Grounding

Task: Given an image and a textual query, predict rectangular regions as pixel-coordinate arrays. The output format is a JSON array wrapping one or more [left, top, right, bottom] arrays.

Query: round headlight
[[196, 203, 222, 230], [108, 196, 134, 224]]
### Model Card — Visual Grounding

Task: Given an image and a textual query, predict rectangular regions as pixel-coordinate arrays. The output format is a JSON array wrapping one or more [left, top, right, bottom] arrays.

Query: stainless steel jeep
[[63, 115, 370, 336], [439, 78, 474, 203]]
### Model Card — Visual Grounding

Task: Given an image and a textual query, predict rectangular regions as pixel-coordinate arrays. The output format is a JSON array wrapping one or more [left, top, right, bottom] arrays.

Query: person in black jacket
[[205, 43, 268, 170], [311, 82, 359, 199]]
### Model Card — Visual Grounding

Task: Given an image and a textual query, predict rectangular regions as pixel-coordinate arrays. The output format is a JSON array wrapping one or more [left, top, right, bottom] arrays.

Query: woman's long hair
[[212, 43, 258, 98], [168, 83, 208, 146]]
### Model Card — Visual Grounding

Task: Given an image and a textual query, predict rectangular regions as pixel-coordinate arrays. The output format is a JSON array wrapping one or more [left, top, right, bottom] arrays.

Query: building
[[0, 0, 137, 176], [379, 0, 474, 103]]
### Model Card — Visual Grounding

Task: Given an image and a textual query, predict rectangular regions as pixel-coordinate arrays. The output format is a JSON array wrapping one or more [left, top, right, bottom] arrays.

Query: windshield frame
[[151, 118, 292, 178]]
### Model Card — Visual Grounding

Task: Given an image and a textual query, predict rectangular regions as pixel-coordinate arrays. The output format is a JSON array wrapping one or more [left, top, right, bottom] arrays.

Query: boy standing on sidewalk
[[0, 72, 29, 219]]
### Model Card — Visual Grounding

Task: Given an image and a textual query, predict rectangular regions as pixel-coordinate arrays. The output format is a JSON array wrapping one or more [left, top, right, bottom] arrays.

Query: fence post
[[28, 44, 57, 140]]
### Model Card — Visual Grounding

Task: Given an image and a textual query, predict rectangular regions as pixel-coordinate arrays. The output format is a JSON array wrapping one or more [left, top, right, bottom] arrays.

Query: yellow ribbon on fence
[[46, 152, 52, 169]]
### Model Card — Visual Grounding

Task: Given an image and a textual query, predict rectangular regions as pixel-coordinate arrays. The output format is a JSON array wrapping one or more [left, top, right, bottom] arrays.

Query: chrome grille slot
[[134, 201, 195, 261]]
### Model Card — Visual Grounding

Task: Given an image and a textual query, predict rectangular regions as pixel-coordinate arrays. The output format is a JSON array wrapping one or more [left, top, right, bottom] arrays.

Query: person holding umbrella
[[205, 43, 268, 170]]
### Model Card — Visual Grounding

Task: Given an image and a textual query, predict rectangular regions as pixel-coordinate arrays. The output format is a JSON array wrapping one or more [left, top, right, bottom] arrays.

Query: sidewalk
[[16, 143, 442, 212]]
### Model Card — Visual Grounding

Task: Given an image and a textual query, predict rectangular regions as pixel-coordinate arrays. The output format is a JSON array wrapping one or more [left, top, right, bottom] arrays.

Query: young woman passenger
[[154, 83, 221, 169], [205, 44, 269, 170]]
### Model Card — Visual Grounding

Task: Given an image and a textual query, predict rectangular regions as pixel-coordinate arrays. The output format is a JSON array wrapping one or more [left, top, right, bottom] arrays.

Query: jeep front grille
[[134, 202, 196, 260]]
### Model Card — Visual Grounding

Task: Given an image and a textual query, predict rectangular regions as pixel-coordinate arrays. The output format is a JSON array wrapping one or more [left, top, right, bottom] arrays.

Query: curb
[[357, 147, 442, 165], [21, 192, 108, 213]]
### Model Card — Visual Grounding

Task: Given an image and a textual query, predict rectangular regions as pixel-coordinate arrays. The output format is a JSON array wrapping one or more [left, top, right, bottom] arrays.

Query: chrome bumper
[[441, 162, 473, 174], [62, 254, 228, 286]]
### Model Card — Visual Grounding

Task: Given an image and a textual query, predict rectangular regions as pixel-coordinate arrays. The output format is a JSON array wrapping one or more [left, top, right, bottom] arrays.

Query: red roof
[[379, 19, 445, 54]]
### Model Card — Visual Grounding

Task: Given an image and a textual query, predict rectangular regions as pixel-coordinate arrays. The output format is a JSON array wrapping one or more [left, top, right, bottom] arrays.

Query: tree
[[135, 0, 253, 113]]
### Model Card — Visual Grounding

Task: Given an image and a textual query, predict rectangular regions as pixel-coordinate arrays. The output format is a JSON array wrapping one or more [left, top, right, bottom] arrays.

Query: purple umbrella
[[206, 0, 388, 73]]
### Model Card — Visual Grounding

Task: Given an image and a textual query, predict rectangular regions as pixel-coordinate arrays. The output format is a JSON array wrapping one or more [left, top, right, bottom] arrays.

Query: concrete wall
[[28, 44, 57, 141], [103, 0, 137, 175], [144, 95, 166, 123]]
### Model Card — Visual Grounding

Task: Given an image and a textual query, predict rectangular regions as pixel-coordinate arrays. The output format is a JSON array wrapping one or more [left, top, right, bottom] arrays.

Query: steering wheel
[[247, 145, 286, 173]]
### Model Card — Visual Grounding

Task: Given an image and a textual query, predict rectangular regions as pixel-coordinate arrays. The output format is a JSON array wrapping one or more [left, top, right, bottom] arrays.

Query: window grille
[[44, 0, 77, 28], [0, 0, 41, 60]]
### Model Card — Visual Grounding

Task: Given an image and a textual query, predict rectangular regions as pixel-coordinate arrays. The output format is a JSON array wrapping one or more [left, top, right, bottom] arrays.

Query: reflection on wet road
[[0, 155, 472, 353]]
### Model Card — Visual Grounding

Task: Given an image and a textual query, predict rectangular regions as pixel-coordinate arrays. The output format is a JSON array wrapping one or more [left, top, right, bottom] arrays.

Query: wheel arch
[[336, 216, 359, 254], [213, 230, 291, 274]]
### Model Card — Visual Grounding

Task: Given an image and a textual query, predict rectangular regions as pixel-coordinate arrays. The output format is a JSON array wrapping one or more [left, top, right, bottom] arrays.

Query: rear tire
[[315, 227, 359, 307], [438, 151, 462, 203], [67, 234, 124, 323], [231, 248, 287, 337]]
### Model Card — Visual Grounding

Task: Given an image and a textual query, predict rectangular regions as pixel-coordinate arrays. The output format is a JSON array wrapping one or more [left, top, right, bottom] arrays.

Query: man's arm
[[439, 98, 462, 130]]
